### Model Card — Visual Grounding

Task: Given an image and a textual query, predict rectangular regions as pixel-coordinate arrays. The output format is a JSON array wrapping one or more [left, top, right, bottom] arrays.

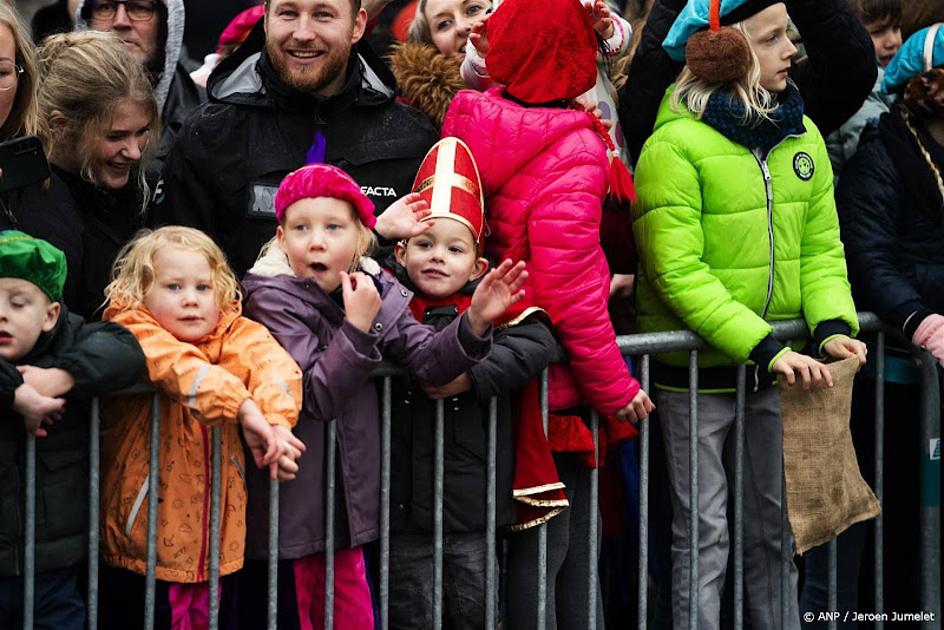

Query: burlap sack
[[778, 356, 881, 554]]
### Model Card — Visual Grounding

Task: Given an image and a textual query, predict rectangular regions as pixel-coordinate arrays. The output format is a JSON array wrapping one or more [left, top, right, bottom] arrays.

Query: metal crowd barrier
[[14, 312, 943, 629]]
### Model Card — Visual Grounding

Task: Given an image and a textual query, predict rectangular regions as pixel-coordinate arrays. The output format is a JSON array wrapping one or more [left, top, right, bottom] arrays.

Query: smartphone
[[0, 135, 50, 194]]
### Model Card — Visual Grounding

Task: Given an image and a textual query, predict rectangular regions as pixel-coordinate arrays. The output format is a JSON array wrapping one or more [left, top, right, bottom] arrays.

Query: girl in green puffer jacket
[[633, 1, 867, 629]]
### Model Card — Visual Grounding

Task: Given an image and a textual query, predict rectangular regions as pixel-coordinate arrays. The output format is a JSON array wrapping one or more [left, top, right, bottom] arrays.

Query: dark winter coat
[[52, 166, 148, 319], [0, 308, 145, 577], [0, 172, 84, 310], [618, 0, 877, 165], [836, 107, 944, 337], [386, 262, 556, 535], [240, 252, 492, 558], [154, 22, 438, 277]]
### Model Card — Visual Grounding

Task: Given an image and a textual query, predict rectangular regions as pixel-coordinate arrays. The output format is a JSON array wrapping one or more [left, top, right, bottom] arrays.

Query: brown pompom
[[387, 43, 464, 126], [685, 27, 752, 84]]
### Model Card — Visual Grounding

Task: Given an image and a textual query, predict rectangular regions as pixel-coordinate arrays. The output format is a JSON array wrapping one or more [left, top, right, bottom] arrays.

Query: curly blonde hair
[[670, 19, 777, 122], [0, 4, 47, 148], [106, 227, 242, 310], [36, 31, 159, 192]]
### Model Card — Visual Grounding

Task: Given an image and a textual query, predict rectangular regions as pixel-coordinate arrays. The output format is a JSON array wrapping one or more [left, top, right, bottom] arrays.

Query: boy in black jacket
[[0, 231, 145, 629], [382, 139, 558, 630]]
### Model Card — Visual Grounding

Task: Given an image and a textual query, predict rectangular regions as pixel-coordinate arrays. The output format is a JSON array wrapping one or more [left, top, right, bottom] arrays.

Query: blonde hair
[[670, 20, 776, 122], [106, 227, 242, 310], [0, 4, 47, 147], [36, 31, 159, 193]]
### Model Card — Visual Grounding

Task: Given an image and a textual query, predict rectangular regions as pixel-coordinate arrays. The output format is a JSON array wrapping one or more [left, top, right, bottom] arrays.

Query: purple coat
[[241, 254, 491, 558]]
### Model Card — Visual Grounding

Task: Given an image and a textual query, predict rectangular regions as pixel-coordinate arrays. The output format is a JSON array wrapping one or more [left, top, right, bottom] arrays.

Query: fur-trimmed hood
[[388, 42, 464, 126]]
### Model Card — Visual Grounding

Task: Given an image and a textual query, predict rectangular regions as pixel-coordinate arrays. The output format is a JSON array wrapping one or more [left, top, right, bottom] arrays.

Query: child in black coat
[[0, 231, 145, 629]]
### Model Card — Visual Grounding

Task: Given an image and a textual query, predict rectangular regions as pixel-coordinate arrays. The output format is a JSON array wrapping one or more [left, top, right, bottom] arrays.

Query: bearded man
[[154, 0, 437, 276]]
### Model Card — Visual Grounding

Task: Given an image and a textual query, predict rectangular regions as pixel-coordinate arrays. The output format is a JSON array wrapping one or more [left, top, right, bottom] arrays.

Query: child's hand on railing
[[467, 260, 528, 336], [615, 389, 655, 423], [822, 335, 868, 368], [238, 399, 279, 477], [17, 365, 76, 398], [419, 373, 473, 400], [270, 425, 306, 482], [13, 383, 64, 438], [373, 193, 432, 241], [912, 313, 944, 367], [772, 351, 833, 389]]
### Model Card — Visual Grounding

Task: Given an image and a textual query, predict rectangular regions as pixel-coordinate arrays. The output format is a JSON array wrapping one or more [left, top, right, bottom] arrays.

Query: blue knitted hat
[[883, 23, 944, 94], [663, 0, 780, 63]]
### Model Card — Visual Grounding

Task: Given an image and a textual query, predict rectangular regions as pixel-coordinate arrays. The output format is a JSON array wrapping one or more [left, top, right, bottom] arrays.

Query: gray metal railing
[[12, 312, 942, 629]]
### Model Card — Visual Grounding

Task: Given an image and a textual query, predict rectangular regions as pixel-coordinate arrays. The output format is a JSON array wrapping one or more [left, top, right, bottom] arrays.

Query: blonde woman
[[36, 30, 159, 318], [632, 1, 866, 629], [0, 4, 84, 309]]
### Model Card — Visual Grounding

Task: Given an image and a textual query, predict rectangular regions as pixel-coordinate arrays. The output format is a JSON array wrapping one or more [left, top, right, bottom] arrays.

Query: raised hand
[[822, 335, 868, 368], [771, 351, 833, 389], [467, 259, 527, 335], [469, 18, 490, 56], [374, 193, 432, 241], [13, 383, 65, 438], [341, 271, 383, 333], [588, 0, 614, 38]]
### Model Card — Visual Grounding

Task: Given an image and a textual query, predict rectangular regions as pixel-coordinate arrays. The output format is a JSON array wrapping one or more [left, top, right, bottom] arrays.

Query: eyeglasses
[[0, 62, 23, 91], [91, 0, 159, 22]]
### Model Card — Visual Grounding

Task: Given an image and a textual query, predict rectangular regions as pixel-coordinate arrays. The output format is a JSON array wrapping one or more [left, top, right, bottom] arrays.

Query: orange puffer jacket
[[100, 300, 302, 583]]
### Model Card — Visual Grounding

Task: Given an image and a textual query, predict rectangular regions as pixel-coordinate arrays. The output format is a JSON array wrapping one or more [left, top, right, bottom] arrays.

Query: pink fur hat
[[274, 164, 377, 228]]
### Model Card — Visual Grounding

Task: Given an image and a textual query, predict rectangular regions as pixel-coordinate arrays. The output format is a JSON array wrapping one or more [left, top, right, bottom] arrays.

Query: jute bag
[[778, 356, 881, 554]]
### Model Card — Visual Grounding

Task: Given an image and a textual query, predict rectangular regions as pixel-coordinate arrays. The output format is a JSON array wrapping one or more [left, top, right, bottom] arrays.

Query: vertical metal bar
[[380, 377, 392, 630], [267, 476, 279, 630], [588, 410, 600, 630], [734, 365, 746, 630], [144, 394, 161, 630], [687, 350, 699, 630], [486, 396, 498, 629], [828, 537, 838, 630], [23, 434, 36, 630], [638, 354, 651, 630], [325, 419, 337, 630], [88, 398, 101, 630], [433, 399, 445, 630], [874, 332, 885, 629], [916, 351, 941, 628], [781, 473, 791, 629], [208, 427, 222, 630], [537, 369, 549, 630]]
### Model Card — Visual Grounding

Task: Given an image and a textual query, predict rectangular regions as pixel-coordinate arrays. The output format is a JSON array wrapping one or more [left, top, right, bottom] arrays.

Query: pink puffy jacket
[[442, 88, 639, 416]]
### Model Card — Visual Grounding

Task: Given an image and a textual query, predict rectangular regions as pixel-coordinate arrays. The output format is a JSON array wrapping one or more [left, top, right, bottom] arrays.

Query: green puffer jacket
[[633, 90, 859, 373]]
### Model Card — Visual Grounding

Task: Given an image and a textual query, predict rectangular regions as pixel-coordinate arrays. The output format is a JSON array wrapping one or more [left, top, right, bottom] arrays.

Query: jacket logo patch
[[248, 183, 278, 219], [361, 186, 398, 197], [793, 152, 814, 181]]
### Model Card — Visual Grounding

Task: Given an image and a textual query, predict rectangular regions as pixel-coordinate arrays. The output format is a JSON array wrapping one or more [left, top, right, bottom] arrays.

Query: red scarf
[[407, 292, 569, 530]]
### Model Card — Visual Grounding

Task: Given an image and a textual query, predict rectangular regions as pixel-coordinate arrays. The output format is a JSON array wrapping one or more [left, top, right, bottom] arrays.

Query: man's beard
[[266, 41, 350, 94]]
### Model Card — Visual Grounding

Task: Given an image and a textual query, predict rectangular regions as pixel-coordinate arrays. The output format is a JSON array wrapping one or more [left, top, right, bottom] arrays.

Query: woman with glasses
[[0, 4, 84, 310], [37, 31, 159, 319]]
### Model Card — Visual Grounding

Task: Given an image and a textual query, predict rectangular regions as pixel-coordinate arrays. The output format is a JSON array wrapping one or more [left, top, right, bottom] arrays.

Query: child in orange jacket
[[98, 226, 305, 630]]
